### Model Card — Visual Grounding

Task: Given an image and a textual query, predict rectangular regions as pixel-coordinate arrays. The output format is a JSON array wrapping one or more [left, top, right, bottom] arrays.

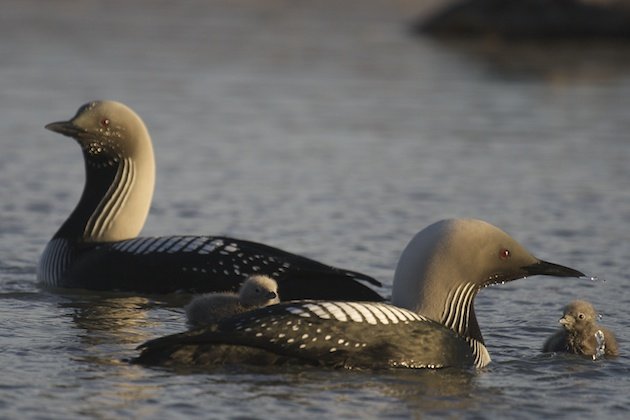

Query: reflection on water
[[57, 292, 190, 349], [54, 293, 184, 415], [375, 368, 480, 414], [60, 295, 155, 346], [162, 364, 480, 417]]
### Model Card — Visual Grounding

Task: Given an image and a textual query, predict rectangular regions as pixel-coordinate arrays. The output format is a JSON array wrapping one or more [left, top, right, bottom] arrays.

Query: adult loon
[[186, 275, 280, 326], [37, 100, 382, 300], [133, 218, 585, 369]]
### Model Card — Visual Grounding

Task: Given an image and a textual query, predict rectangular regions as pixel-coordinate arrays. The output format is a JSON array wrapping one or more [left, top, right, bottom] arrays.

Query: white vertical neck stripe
[[85, 157, 135, 240], [442, 282, 476, 337]]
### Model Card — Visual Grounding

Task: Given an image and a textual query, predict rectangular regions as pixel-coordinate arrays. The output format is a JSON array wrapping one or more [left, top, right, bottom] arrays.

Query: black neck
[[54, 155, 120, 241], [467, 302, 484, 344]]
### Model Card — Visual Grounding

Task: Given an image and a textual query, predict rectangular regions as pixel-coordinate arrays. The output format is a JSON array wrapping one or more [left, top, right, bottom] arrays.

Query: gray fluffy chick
[[186, 275, 280, 326]]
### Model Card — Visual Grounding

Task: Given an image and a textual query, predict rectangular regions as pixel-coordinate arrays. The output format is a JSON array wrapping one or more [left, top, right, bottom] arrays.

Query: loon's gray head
[[392, 219, 584, 343], [239, 275, 280, 308], [46, 101, 155, 242]]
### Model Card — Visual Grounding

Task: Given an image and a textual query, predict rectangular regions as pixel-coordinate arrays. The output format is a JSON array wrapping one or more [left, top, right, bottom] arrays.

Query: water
[[1, 0, 630, 418]]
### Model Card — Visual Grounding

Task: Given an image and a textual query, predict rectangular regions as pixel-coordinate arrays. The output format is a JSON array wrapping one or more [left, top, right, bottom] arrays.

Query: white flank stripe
[[365, 304, 398, 324], [118, 238, 141, 253], [385, 305, 411, 322], [407, 308, 424, 321], [155, 237, 179, 253], [113, 239, 135, 253], [468, 338, 491, 368], [183, 237, 208, 252], [53, 239, 66, 281], [41, 238, 72, 286], [346, 302, 379, 325], [335, 302, 364, 322], [388, 305, 420, 321], [176, 237, 199, 253], [164, 237, 190, 253], [320, 302, 348, 322], [302, 303, 331, 319], [141, 237, 165, 254], [132, 237, 157, 254], [373, 304, 400, 324]]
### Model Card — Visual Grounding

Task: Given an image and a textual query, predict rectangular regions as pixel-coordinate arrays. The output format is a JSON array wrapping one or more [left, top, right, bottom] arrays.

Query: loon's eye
[[578, 313, 586, 320], [499, 249, 511, 260]]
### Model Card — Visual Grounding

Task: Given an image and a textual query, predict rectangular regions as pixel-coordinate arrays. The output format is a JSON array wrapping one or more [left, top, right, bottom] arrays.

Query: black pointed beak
[[523, 259, 584, 278], [45, 120, 83, 138], [267, 291, 278, 300]]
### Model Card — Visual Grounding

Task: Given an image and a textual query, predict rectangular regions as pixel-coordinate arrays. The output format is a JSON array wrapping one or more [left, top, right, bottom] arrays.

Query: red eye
[[499, 249, 511, 260], [100, 118, 110, 127]]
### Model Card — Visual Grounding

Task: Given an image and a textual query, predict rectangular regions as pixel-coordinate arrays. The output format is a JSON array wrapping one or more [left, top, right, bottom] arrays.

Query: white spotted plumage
[[285, 307, 312, 318]]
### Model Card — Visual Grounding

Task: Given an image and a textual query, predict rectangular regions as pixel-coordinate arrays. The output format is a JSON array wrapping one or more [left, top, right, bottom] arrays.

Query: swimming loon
[[186, 275, 280, 326], [37, 100, 382, 299], [133, 218, 584, 369], [542, 300, 619, 358]]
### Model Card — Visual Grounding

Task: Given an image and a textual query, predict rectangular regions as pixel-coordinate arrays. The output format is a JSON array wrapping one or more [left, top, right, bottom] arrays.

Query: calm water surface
[[1, 0, 630, 418]]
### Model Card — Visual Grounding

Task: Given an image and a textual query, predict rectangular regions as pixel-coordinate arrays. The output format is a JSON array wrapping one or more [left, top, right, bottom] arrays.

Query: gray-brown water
[[1, 0, 630, 418]]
